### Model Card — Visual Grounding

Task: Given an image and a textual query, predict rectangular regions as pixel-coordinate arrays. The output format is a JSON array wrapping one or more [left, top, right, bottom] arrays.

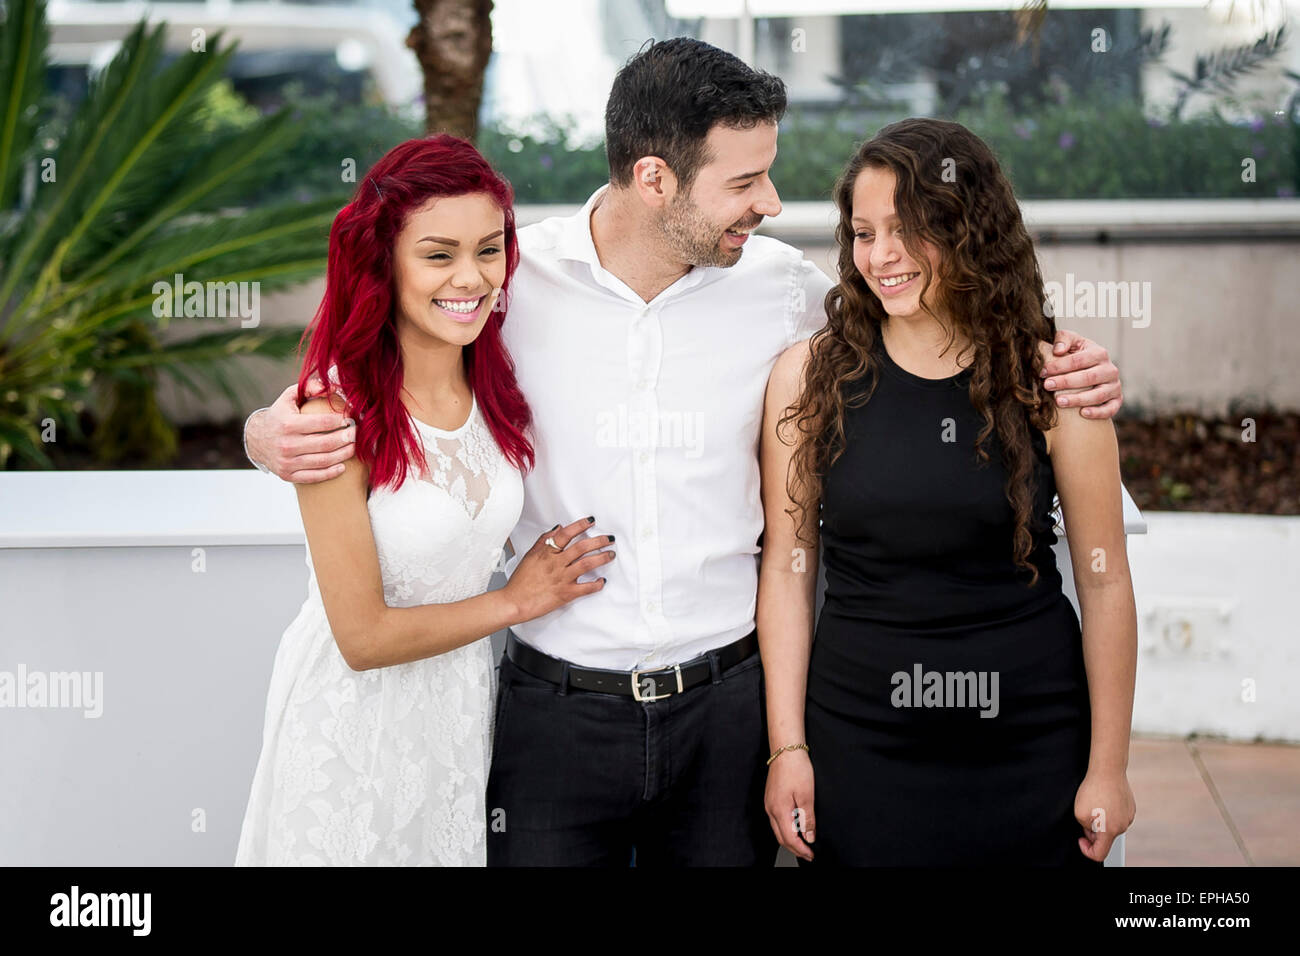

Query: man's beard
[[657, 190, 760, 268]]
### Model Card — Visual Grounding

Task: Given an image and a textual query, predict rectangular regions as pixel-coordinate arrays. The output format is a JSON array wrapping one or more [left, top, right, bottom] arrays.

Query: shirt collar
[[554, 184, 712, 301], [553, 184, 609, 265]]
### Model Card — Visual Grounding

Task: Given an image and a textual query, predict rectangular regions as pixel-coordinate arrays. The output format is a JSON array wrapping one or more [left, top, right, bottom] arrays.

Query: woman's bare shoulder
[[770, 338, 813, 395], [300, 392, 350, 418]]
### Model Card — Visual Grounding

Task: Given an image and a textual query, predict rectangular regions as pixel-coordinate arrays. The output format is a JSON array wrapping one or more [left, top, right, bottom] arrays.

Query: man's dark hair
[[604, 38, 787, 192]]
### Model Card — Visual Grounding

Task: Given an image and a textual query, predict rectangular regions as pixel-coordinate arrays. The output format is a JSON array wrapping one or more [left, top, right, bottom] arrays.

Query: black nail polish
[[607, 534, 615, 543], [549, 523, 559, 531], [586, 515, 595, 523]]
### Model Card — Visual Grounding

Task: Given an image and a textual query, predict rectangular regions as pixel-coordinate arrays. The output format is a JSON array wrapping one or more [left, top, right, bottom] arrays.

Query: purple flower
[[1013, 122, 1032, 140], [539, 153, 553, 170], [1249, 116, 1265, 132], [1058, 131, 1076, 150], [1277, 185, 1296, 197]]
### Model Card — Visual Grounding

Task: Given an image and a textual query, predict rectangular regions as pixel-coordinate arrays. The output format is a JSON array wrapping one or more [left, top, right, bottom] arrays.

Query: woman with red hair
[[235, 136, 613, 866]]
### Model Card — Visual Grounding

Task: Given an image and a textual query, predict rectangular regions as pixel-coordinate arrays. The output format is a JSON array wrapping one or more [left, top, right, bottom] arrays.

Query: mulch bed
[[24, 412, 1300, 515], [1116, 411, 1299, 514]]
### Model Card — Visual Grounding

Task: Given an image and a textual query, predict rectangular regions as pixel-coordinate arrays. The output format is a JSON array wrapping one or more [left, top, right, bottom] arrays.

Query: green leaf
[[0, 0, 50, 213]]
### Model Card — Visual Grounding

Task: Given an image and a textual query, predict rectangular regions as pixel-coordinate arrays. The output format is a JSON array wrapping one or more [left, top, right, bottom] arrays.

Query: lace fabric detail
[[235, 393, 524, 866], [411, 400, 497, 522]]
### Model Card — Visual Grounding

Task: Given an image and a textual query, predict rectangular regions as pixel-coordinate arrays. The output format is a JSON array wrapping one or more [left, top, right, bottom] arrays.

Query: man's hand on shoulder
[[245, 375, 357, 483], [1041, 329, 1123, 420]]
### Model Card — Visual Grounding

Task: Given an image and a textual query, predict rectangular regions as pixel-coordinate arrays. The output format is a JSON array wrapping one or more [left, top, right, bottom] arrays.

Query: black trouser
[[485, 633, 778, 866]]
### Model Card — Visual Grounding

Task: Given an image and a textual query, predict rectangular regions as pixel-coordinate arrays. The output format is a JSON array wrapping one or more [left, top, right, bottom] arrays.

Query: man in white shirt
[[244, 38, 1124, 866]]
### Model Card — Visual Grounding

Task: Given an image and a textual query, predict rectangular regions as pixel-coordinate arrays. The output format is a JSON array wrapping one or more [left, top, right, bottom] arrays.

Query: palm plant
[[1167, 24, 1288, 119], [0, 0, 345, 467]]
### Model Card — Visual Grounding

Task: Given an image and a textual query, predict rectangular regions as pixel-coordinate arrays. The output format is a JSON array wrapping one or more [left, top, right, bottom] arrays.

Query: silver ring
[[545, 536, 561, 552]]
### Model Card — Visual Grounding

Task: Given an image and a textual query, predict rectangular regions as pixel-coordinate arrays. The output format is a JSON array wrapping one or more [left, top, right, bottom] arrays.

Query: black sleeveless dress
[[802, 336, 1099, 867]]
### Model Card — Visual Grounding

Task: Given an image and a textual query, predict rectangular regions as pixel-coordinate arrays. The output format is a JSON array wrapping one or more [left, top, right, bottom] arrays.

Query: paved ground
[[1127, 735, 1300, 866], [773, 734, 1300, 866]]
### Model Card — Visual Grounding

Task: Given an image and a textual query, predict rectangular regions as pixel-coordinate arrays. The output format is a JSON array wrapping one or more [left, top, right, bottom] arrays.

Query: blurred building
[[46, 1, 1300, 134], [47, 0, 423, 111]]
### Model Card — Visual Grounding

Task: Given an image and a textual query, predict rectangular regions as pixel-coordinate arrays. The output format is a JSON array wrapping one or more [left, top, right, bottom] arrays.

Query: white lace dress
[[235, 392, 523, 866]]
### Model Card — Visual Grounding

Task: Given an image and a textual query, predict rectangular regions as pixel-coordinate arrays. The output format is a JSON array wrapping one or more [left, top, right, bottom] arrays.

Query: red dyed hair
[[297, 135, 534, 491]]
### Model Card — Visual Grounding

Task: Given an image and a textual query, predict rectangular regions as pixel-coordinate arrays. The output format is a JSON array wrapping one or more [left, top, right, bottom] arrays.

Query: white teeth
[[881, 273, 918, 288], [435, 297, 482, 314]]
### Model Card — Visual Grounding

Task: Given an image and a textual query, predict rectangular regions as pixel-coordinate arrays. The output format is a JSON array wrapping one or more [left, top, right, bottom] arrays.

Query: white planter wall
[[1124, 513, 1300, 742], [0, 472, 314, 865]]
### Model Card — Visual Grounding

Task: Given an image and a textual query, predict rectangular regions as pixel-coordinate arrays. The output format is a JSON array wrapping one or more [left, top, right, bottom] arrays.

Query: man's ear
[[632, 155, 677, 209]]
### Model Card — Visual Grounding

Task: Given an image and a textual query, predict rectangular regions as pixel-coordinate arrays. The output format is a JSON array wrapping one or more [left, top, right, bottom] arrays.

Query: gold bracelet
[[766, 742, 809, 766]]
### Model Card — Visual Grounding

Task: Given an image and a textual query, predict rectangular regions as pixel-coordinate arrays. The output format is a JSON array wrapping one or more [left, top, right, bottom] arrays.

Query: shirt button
[[641, 527, 653, 540], [639, 451, 649, 464], [645, 601, 658, 614], [639, 379, 652, 390]]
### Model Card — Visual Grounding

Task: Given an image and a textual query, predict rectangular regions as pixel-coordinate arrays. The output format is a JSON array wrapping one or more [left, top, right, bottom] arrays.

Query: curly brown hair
[[781, 117, 1059, 584]]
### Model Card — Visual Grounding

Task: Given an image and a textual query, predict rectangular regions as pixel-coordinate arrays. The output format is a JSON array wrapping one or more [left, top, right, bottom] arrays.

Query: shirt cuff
[[243, 407, 272, 475]]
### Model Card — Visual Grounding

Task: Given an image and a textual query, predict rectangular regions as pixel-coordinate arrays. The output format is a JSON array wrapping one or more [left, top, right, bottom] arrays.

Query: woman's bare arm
[[1043, 342, 1138, 859], [295, 396, 611, 671], [758, 339, 820, 860], [758, 340, 819, 757]]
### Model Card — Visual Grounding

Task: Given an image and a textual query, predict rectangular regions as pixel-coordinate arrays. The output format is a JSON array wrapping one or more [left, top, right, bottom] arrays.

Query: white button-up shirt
[[502, 186, 832, 670]]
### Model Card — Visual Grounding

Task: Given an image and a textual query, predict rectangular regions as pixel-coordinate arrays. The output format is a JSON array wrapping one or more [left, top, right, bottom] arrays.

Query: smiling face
[[657, 120, 782, 268], [850, 165, 946, 324], [392, 192, 507, 348]]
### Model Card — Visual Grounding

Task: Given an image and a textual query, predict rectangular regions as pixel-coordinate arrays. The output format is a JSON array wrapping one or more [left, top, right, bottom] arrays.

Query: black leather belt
[[504, 629, 758, 701]]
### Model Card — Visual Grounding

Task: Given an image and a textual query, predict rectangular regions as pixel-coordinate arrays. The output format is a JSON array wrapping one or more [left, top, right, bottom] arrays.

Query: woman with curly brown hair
[[757, 118, 1137, 867]]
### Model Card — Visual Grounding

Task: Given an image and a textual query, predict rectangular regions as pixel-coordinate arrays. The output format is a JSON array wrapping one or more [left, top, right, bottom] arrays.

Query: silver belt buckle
[[631, 663, 683, 701]]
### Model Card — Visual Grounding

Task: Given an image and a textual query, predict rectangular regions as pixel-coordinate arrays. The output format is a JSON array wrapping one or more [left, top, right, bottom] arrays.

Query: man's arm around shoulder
[[244, 378, 356, 483]]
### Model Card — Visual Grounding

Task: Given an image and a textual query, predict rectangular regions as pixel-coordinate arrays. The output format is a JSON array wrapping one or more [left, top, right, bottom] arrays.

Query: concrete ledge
[[0, 470, 304, 548]]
